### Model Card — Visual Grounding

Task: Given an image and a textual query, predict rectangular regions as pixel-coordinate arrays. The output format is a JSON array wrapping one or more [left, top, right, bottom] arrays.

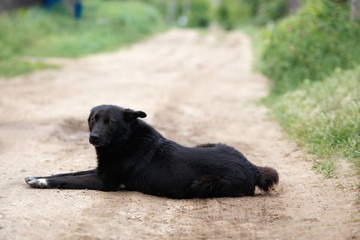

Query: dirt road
[[0, 29, 359, 239]]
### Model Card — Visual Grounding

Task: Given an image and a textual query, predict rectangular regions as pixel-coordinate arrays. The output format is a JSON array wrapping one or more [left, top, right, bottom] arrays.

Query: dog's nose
[[89, 133, 100, 145]]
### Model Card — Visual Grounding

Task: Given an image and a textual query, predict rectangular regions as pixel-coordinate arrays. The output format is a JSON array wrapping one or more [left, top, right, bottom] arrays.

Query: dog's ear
[[124, 108, 147, 122]]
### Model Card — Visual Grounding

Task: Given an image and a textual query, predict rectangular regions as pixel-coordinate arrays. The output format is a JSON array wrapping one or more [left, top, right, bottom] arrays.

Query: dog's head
[[88, 105, 146, 147]]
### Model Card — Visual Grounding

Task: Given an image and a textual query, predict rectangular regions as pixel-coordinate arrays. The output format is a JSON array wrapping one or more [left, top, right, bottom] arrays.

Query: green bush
[[25, 1, 165, 57], [254, 0, 287, 25], [0, 0, 165, 78], [260, 0, 360, 94], [136, 0, 168, 18], [217, 0, 253, 30], [137, 0, 213, 28], [186, 0, 213, 28]]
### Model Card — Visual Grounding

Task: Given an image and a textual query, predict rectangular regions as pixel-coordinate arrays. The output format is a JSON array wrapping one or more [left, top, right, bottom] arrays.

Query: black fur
[[25, 105, 279, 199]]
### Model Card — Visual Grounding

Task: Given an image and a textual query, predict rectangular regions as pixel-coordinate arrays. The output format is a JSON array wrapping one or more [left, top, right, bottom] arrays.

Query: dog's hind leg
[[190, 175, 251, 198], [25, 171, 104, 190], [190, 175, 237, 198]]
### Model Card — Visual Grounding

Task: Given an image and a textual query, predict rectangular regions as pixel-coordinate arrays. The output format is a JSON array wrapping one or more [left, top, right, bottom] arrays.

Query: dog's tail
[[256, 166, 279, 192]]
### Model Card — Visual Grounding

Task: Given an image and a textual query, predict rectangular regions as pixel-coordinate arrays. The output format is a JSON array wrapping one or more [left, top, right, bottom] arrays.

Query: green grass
[[0, 59, 59, 78], [0, 1, 165, 78], [263, 67, 360, 177]]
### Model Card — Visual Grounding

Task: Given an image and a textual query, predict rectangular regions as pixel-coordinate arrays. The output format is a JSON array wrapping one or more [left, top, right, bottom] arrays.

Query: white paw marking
[[25, 177, 48, 188], [119, 184, 126, 189], [38, 178, 47, 186]]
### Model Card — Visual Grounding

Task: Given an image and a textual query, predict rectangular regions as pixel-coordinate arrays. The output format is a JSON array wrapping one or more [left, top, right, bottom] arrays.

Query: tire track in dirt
[[0, 29, 359, 240]]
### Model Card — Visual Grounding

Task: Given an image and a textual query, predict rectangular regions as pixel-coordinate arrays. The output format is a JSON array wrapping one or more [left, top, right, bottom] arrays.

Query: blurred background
[[0, 0, 312, 80], [1, 0, 359, 82]]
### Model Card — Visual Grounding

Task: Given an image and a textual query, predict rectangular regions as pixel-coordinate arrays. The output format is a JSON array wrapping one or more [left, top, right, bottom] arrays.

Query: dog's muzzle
[[89, 133, 102, 146]]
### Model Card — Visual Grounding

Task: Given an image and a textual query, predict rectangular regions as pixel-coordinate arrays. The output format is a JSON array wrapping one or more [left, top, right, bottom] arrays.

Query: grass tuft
[[263, 67, 360, 177]]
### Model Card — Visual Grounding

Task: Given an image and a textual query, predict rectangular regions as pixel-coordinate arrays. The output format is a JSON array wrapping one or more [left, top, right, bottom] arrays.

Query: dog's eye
[[108, 120, 116, 124], [90, 118, 96, 124]]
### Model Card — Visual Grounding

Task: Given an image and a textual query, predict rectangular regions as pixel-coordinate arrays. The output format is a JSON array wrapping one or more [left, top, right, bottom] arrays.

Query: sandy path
[[0, 29, 359, 240]]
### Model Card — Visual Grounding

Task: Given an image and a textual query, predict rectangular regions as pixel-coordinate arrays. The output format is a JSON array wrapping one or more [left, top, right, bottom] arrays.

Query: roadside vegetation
[[261, 0, 360, 94], [266, 67, 360, 177], [0, 0, 165, 78], [255, 0, 360, 178], [0, 0, 283, 78]]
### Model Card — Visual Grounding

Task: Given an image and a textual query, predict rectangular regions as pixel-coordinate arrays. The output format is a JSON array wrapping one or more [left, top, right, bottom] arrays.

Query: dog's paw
[[25, 177, 48, 188]]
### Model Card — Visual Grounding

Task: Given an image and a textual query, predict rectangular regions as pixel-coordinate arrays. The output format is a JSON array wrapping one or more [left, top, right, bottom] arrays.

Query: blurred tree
[[182, 0, 191, 16], [351, 0, 360, 21], [186, 0, 212, 27], [287, 0, 301, 14], [166, 0, 176, 24], [0, 0, 41, 12], [217, 0, 250, 30], [178, 0, 191, 26]]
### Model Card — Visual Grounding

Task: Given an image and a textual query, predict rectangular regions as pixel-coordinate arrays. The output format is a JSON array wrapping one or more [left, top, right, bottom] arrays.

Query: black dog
[[25, 105, 279, 199]]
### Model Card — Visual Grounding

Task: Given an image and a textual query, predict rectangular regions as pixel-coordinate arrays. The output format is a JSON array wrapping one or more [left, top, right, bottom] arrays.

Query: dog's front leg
[[25, 172, 104, 190], [33, 169, 98, 178]]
